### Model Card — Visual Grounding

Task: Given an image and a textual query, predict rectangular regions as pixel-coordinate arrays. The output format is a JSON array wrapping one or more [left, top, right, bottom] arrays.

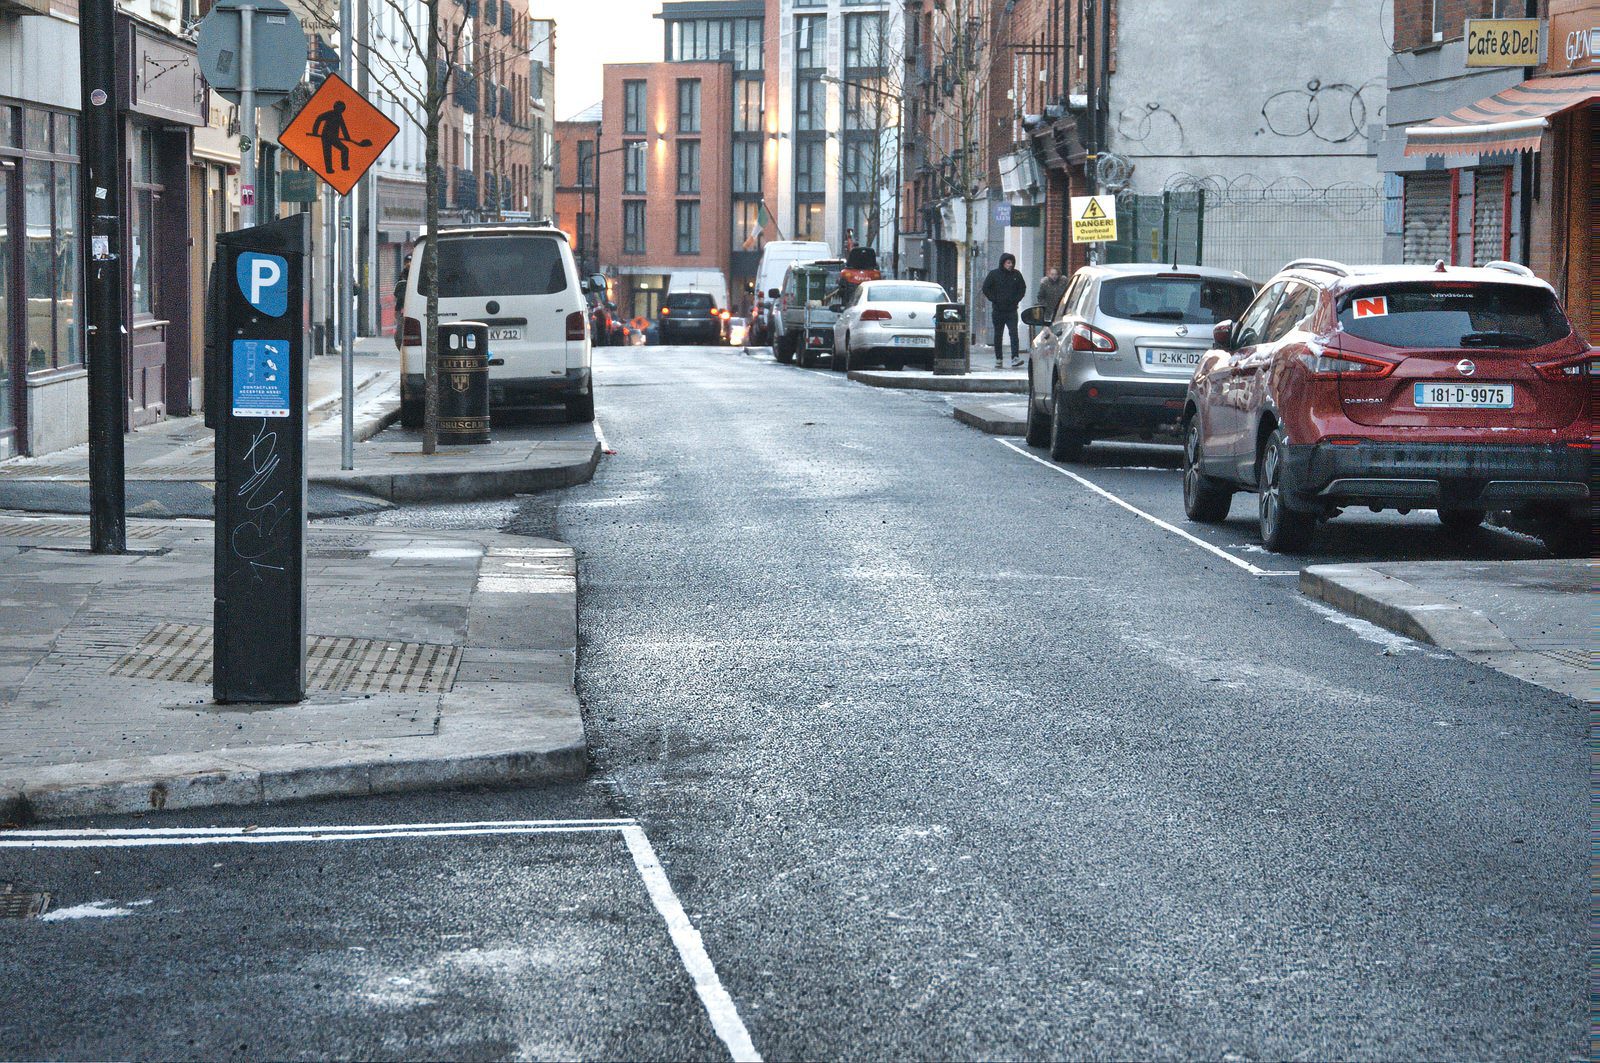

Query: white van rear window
[[435, 236, 567, 297]]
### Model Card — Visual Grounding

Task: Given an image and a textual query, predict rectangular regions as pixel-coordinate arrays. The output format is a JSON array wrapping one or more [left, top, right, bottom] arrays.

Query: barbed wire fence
[[1104, 176, 1386, 282]]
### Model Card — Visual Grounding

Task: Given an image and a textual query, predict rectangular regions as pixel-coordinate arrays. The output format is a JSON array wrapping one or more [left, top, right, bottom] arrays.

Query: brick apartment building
[[1382, 0, 1597, 341], [554, 109, 602, 274]]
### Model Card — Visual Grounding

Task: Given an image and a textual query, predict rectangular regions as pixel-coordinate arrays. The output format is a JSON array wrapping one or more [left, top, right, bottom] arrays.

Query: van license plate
[[1413, 383, 1513, 409], [489, 327, 523, 341], [1143, 348, 1201, 367]]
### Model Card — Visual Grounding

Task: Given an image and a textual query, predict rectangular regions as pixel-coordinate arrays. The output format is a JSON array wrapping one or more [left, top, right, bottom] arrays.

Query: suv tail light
[[860, 309, 891, 321], [1301, 349, 1397, 378], [401, 316, 422, 346], [1069, 322, 1116, 352], [566, 311, 587, 341], [1532, 353, 1593, 381]]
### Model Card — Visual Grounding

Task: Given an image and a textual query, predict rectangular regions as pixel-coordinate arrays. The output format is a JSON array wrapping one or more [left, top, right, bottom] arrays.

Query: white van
[[667, 269, 730, 313], [753, 240, 830, 344], [396, 224, 593, 423]]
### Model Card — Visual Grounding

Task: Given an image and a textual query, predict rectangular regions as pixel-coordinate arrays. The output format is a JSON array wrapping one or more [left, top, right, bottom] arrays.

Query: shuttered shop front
[[1402, 173, 1452, 264]]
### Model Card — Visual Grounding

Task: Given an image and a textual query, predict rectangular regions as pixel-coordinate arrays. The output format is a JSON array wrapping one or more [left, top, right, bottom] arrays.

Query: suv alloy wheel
[[1257, 427, 1315, 552]]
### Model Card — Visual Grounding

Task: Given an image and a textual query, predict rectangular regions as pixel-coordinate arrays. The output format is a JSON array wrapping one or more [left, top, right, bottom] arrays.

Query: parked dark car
[[1182, 259, 1592, 554], [657, 292, 727, 345]]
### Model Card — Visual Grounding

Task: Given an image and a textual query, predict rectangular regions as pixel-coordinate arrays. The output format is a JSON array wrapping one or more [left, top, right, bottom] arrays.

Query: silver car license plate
[[1143, 348, 1201, 368]]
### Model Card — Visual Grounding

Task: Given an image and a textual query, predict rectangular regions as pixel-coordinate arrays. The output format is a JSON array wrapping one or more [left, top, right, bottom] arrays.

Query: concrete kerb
[[847, 369, 1028, 394], [0, 531, 588, 824], [312, 439, 601, 503], [952, 398, 1028, 436], [1298, 564, 1517, 653]]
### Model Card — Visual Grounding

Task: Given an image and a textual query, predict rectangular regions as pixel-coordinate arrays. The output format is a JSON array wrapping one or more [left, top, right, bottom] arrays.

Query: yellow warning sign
[[1070, 195, 1118, 244]]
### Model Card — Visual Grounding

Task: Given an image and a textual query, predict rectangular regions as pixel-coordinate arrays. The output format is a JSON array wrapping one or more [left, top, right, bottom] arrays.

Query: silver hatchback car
[[1022, 263, 1256, 461]]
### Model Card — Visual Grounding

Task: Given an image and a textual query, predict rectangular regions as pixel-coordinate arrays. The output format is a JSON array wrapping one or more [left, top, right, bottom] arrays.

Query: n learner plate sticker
[[1352, 296, 1388, 318]]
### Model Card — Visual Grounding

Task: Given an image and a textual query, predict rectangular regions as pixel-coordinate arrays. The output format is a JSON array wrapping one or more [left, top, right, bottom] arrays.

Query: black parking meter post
[[209, 215, 310, 704], [933, 302, 969, 376]]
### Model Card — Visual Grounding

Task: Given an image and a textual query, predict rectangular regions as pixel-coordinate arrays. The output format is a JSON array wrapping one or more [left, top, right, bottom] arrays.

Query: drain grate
[[0, 518, 168, 541], [111, 622, 460, 694], [0, 883, 51, 920]]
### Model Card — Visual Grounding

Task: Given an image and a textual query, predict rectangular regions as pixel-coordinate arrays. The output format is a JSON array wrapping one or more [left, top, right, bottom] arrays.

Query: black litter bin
[[437, 321, 491, 445], [933, 302, 969, 376]]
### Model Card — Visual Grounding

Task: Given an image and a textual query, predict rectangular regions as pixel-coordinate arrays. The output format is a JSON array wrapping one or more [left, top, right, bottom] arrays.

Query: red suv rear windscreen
[[1337, 284, 1572, 349]]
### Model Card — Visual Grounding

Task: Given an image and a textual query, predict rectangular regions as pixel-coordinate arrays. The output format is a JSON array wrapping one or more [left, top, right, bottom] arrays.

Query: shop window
[[18, 107, 81, 375]]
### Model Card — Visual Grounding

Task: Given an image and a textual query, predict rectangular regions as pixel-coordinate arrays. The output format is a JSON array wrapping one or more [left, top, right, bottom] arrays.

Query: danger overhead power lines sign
[[1070, 195, 1118, 244]]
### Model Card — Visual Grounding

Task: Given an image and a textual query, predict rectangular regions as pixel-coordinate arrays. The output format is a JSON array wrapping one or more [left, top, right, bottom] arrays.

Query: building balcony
[[453, 168, 478, 210]]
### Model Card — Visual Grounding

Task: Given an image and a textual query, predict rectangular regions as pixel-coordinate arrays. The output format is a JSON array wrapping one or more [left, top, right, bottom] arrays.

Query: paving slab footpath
[[1301, 558, 1591, 701], [0, 347, 600, 507], [0, 515, 586, 822]]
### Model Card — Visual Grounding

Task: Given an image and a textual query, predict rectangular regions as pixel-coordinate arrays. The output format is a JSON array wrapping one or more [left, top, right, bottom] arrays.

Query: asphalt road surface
[[1, 345, 1582, 1061]]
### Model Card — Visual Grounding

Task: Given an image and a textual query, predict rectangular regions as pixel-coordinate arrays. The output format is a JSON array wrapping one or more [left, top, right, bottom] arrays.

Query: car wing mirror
[[768, 288, 781, 299], [1212, 320, 1235, 351], [1020, 305, 1049, 328]]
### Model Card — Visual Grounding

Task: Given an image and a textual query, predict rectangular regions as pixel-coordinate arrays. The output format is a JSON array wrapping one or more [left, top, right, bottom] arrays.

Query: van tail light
[[1300, 349, 1397, 378], [860, 309, 891, 321], [566, 311, 587, 341], [660, 307, 670, 316], [1532, 353, 1594, 381], [401, 316, 422, 346], [1069, 322, 1116, 352]]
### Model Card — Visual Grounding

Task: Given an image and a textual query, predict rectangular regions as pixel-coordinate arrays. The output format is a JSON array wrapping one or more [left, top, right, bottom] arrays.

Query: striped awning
[[1404, 72, 1600, 157]]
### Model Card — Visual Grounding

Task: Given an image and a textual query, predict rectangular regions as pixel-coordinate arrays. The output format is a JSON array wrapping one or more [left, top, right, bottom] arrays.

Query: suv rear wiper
[[1459, 331, 1537, 348], [1127, 310, 1186, 321]]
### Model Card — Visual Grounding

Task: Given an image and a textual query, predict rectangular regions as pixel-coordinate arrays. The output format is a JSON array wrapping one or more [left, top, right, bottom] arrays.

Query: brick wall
[[1393, 0, 1545, 53]]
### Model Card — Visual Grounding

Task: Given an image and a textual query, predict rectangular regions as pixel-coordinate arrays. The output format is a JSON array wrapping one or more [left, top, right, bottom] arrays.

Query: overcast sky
[[534, 2, 664, 122]]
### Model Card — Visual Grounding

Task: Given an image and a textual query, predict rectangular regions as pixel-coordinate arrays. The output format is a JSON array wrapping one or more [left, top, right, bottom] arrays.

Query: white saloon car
[[831, 280, 950, 372]]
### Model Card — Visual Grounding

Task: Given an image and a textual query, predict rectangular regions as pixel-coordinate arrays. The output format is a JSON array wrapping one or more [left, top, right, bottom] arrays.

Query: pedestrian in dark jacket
[[981, 253, 1027, 367]]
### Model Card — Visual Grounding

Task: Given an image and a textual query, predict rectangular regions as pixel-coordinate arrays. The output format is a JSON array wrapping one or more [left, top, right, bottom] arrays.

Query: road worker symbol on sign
[[278, 73, 399, 196]]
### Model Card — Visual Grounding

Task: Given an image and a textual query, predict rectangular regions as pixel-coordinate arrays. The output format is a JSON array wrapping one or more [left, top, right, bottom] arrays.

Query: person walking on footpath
[[1037, 266, 1069, 320], [981, 252, 1028, 367]]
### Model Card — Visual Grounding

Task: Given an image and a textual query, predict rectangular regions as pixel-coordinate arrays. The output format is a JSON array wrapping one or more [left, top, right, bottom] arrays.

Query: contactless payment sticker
[[1352, 296, 1388, 318], [232, 339, 291, 418]]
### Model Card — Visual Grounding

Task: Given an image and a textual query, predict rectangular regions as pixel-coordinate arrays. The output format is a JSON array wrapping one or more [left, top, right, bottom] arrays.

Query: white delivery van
[[666, 269, 730, 313], [397, 224, 593, 423], [752, 240, 830, 345]]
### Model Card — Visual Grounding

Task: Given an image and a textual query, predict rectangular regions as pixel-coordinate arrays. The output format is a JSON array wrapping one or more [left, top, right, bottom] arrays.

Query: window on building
[[624, 80, 646, 134], [795, 15, 825, 69], [732, 18, 764, 71], [1431, 0, 1444, 41], [795, 140, 824, 194], [676, 201, 701, 255], [677, 80, 702, 133], [576, 139, 595, 186], [623, 200, 646, 254], [735, 80, 764, 133], [843, 140, 876, 194], [843, 80, 883, 131], [623, 139, 647, 194], [795, 201, 824, 241], [677, 140, 701, 194], [19, 107, 81, 376], [671, 18, 733, 62], [732, 140, 762, 195], [796, 78, 825, 132], [844, 13, 884, 70], [734, 200, 762, 252]]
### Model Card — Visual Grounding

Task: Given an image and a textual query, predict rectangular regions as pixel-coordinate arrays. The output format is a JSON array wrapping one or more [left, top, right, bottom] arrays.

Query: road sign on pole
[[277, 74, 399, 197], [196, 0, 307, 102], [1070, 195, 1119, 244]]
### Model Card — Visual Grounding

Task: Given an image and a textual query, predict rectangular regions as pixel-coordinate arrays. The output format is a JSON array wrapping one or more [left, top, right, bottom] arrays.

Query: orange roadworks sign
[[278, 73, 399, 196]]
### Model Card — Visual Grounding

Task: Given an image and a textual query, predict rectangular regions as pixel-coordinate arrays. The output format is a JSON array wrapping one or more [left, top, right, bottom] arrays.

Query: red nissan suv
[[1182, 259, 1592, 554]]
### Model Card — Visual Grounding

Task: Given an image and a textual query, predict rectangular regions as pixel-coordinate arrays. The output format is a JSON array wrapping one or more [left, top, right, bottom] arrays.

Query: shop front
[[118, 13, 205, 426], [376, 176, 424, 335]]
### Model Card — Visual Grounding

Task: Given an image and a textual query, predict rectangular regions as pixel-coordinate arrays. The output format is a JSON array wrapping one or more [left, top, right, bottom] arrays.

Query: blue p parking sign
[[236, 252, 289, 316]]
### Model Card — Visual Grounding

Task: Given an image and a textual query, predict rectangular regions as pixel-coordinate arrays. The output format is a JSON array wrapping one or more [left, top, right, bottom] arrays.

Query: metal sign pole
[[79, 0, 126, 554], [339, 0, 355, 469], [239, 3, 256, 228]]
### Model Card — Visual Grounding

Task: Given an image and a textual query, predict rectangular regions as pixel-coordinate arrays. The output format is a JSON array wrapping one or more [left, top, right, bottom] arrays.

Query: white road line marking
[[3, 818, 763, 1062], [996, 438, 1299, 577], [594, 417, 616, 455], [621, 825, 761, 1063]]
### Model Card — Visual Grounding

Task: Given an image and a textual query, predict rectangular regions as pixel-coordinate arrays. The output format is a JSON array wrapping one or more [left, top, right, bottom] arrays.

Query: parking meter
[[206, 215, 310, 703], [934, 302, 969, 376]]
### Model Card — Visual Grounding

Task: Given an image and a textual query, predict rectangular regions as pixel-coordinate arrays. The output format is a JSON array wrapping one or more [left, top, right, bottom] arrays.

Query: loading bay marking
[[2, 818, 760, 1063]]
